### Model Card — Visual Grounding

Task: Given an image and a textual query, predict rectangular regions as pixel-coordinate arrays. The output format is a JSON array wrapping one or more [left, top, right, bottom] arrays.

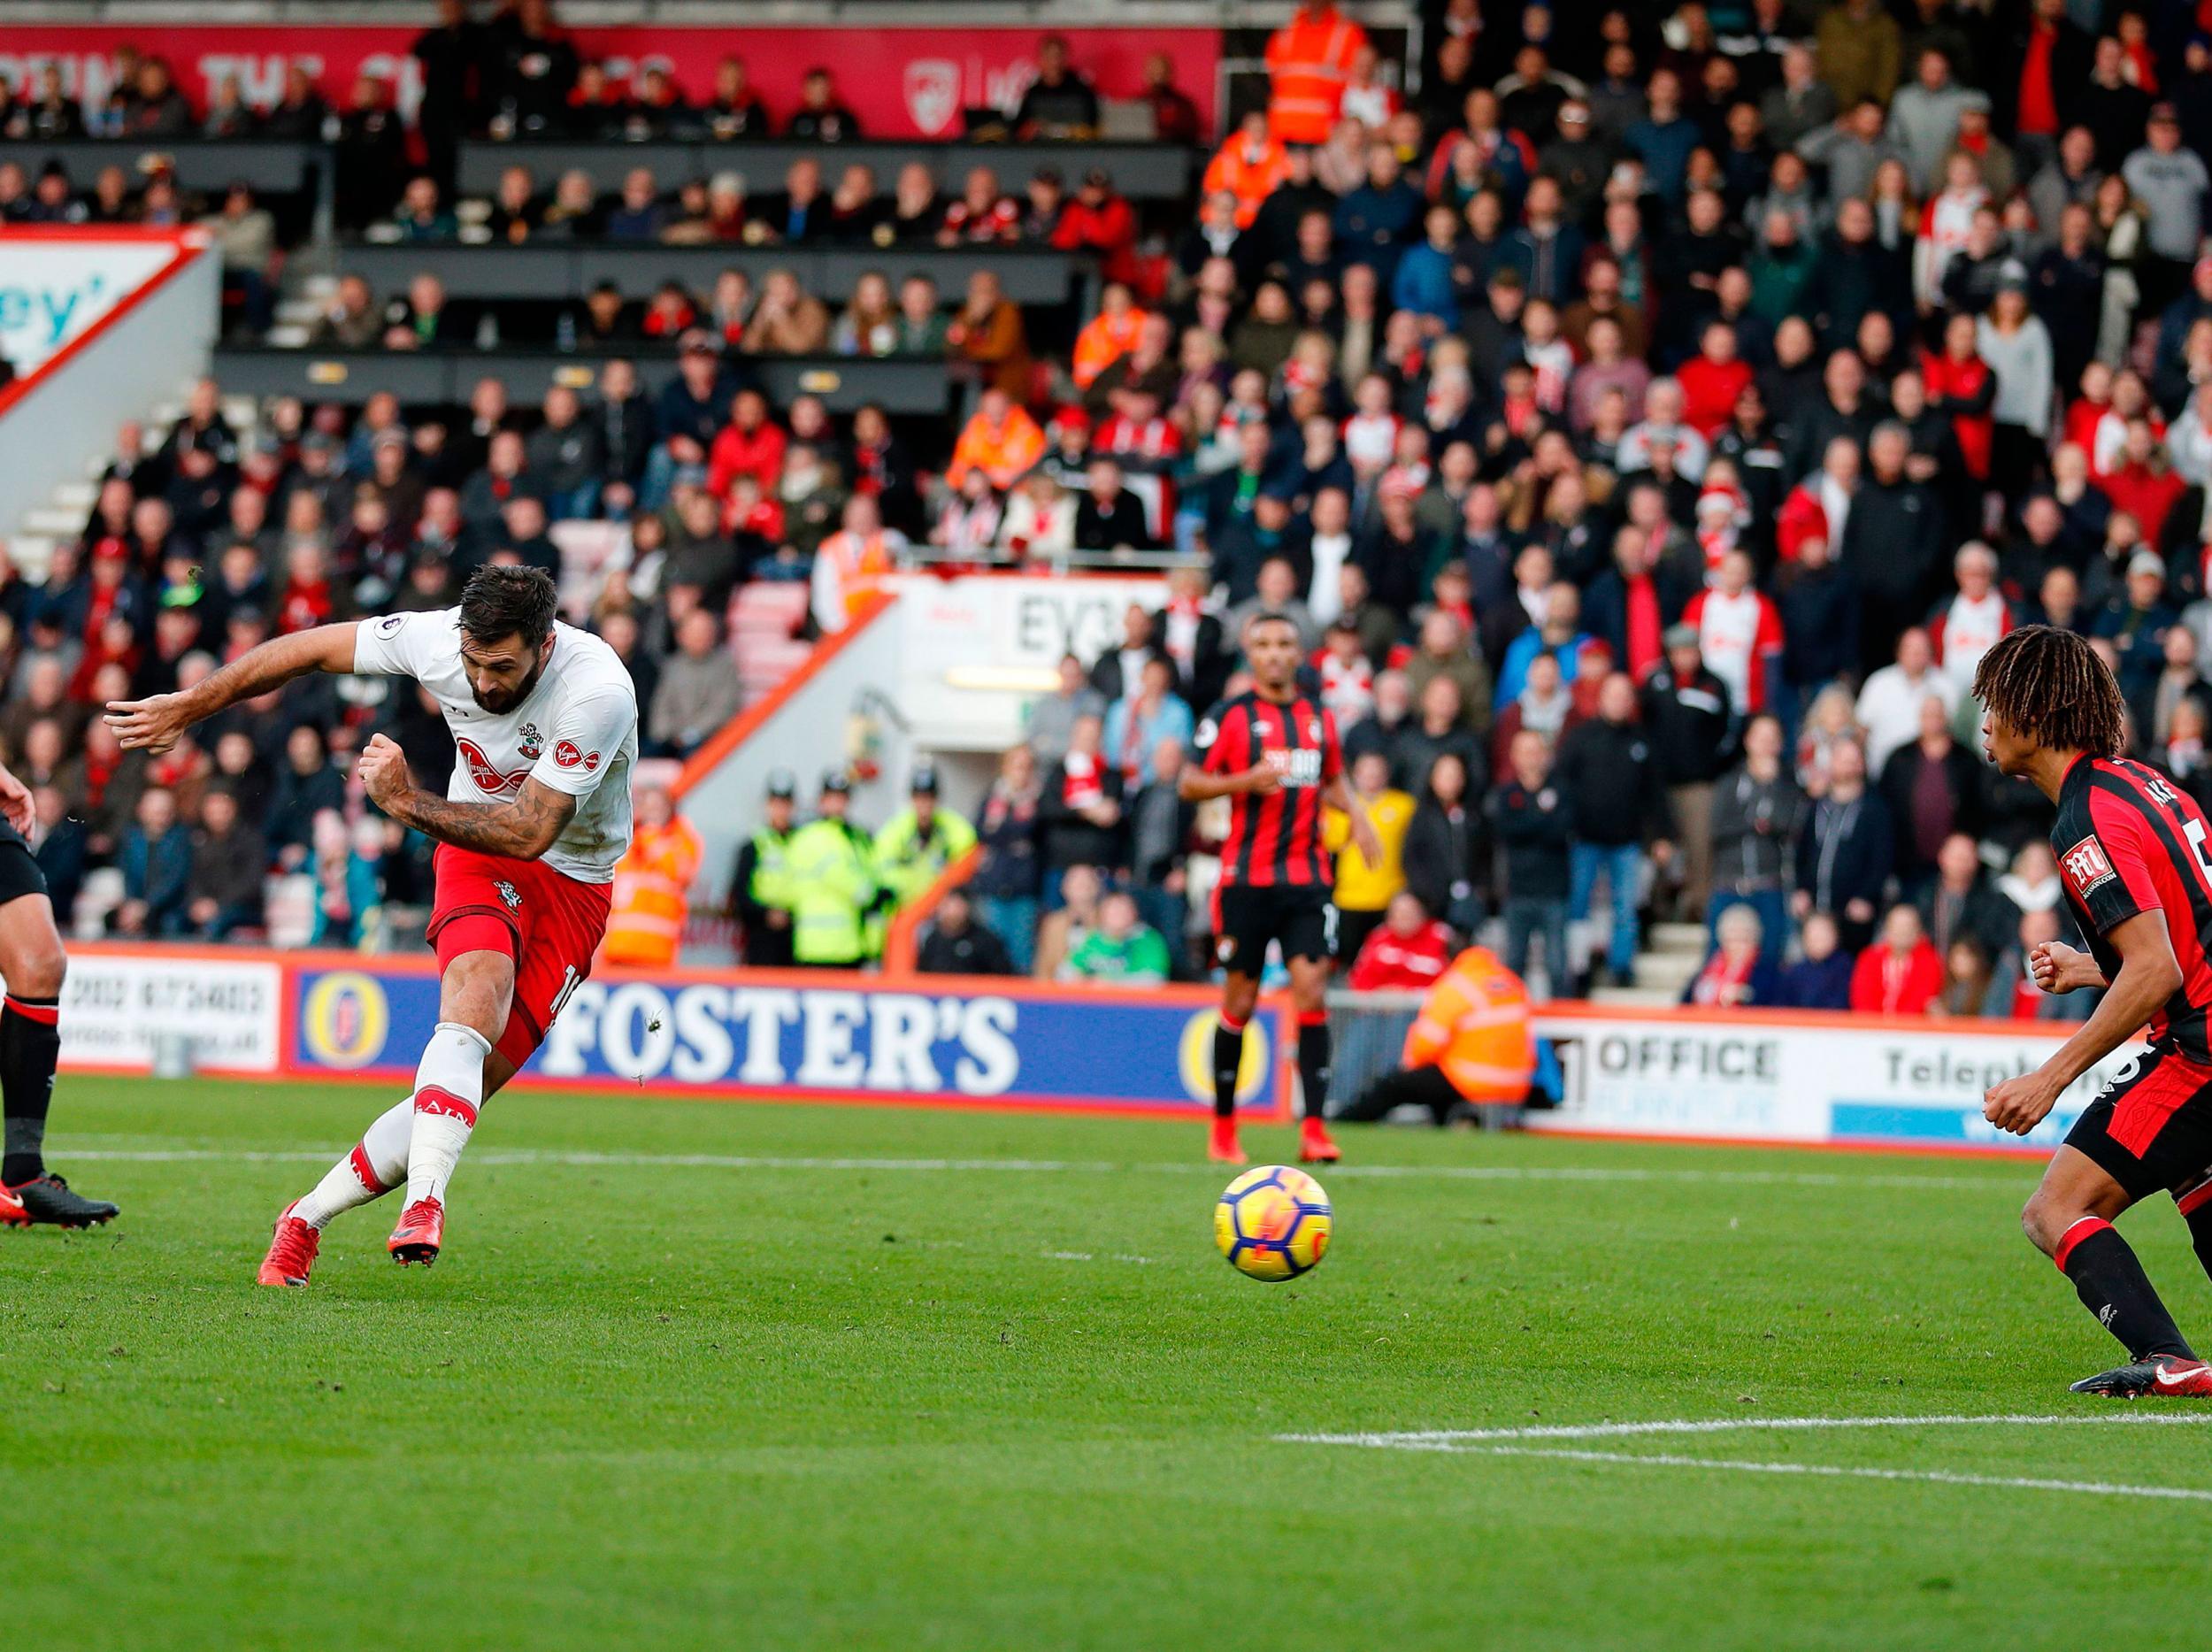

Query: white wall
[[677, 612, 907, 910], [0, 234, 219, 549]]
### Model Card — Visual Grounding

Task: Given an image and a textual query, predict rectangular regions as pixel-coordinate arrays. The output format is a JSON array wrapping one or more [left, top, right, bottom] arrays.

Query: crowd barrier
[[335, 241, 1086, 306], [211, 344, 955, 416], [50, 944, 2138, 1156]]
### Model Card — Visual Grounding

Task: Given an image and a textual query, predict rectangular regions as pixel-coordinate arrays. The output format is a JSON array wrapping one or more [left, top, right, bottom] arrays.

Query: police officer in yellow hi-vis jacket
[[731, 770, 801, 967], [780, 769, 879, 968], [873, 765, 979, 910]]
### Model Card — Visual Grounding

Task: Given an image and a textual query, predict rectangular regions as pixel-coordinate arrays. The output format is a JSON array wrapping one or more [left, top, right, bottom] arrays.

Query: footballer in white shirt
[[106, 567, 639, 1283]]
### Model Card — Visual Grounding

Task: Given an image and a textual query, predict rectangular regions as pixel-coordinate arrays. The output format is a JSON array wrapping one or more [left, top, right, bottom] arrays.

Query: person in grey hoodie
[[2122, 103, 2210, 311], [1885, 47, 1986, 194], [1707, 712, 1804, 971]]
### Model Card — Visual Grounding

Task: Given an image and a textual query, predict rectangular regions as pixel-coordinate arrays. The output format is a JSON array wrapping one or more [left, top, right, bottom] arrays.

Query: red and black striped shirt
[[1194, 690, 1342, 888], [2053, 756, 2212, 1062]]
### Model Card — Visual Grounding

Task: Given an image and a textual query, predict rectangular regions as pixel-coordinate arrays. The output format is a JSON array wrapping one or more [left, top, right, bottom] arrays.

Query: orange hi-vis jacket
[[817, 529, 897, 622], [1071, 306, 1150, 389], [1201, 133, 1291, 227], [1402, 946, 1536, 1103], [603, 815, 705, 968], [946, 405, 1048, 491], [1264, 4, 1370, 144]]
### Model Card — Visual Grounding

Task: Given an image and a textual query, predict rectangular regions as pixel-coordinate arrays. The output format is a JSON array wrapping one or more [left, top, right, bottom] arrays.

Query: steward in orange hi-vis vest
[[1336, 946, 1536, 1125], [1263, 1, 1370, 144], [602, 789, 704, 968]]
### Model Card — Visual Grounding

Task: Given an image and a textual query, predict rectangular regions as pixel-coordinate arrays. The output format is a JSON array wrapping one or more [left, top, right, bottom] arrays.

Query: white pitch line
[[45, 1146, 2018, 1192], [1281, 1411, 2212, 1447], [1445, 1445, 2212, 1503], [1280, 1413, 2212, 1503]]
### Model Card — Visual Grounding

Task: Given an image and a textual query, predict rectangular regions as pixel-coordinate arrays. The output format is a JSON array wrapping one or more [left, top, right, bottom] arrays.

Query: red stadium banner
[[0, 24, 1219, 140]]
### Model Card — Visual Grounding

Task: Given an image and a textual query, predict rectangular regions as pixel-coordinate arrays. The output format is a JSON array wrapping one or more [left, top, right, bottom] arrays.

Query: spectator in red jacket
[[705, 388, 787, 501], [1677, 318, 1755, 438], [1346, 891, 1455, 990], [1919, 311, 1994, 484], [1848, 903, 1945, 1014], [1051, 168, 1141, 289]]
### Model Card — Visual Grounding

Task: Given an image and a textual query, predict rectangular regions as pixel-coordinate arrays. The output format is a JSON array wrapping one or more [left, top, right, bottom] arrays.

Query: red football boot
[[387, 1195, 445, 1266], [1299, 1115, 1341, 1164], [1208, 1118, 1247, 1165], [0, 1182, 28, 1229], [256, 1202, 319, 1287], [2070, 1354, 2212, 1397]]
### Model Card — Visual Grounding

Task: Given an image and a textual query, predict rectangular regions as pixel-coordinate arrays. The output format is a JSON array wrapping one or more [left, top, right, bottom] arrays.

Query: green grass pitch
[[6, 1078, 2212, 1649]]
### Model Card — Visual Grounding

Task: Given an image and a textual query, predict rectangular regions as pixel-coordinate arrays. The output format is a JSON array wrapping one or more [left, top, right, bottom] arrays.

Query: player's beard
[[472, 654, 545, 715]]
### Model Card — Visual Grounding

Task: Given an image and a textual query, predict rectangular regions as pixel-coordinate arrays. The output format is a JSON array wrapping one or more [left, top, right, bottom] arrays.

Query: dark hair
[[458, 564, 557, 649], [1971, 624, 2126, 759]]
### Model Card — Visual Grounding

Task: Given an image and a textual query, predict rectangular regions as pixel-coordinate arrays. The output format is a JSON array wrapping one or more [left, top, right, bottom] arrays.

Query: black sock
[[1212, 1018, 1245, 1121], [1297, 1018, 1332, 1124], [1, 994, 60, 1187], [2059, 1218, 2194, 1362]]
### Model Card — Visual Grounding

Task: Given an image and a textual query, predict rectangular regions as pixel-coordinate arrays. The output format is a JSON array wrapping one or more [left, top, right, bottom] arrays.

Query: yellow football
[[1214, 1164, 1332, 1281]]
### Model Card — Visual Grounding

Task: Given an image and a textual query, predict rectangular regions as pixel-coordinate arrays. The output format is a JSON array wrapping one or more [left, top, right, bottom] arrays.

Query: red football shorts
[[426, 843, 614, 1070]]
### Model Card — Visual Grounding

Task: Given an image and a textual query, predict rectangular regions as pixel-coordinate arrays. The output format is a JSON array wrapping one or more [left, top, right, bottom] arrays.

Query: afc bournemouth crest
[[494, 879, 523, 912], [517, 722, 545, 762]]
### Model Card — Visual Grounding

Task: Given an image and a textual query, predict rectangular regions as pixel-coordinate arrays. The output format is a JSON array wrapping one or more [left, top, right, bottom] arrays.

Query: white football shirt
[[352, 609, 640, 883]]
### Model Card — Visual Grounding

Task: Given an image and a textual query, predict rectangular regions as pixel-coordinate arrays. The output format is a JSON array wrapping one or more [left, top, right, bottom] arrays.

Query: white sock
[[294, 1097, 414, 1229], [403, 1021, 493, 1209]]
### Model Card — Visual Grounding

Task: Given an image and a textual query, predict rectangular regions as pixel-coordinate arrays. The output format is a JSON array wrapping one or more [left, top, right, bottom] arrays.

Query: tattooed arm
[[357, 734, 576, 859]]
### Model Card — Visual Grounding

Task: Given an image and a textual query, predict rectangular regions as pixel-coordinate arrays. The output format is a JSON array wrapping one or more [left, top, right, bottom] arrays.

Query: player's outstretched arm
[[104, 623, 362, 754], [357, 734, 576, 859], [1985, 910, 2180, 1135]]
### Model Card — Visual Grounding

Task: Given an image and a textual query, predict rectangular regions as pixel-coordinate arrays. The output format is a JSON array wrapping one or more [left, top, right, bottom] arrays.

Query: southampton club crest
[[495, 880, 523, 912], [517, 722, 545, 762]]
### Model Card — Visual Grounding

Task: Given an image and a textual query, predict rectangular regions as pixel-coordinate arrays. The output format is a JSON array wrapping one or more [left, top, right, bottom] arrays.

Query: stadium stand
[[5, 0, 2209, 1033]]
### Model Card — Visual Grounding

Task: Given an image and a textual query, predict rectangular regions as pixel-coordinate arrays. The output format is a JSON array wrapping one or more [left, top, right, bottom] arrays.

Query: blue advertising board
[[292, 963, 1287, 1118]]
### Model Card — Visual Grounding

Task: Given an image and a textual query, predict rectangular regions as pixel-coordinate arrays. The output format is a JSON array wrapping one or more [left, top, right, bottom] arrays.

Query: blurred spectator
[[1327, 749, 1413, 964], [971, 747, 1045, 972], [185, 786, 265, 939], [603, 785, 704, 968], [917, 888, 1014, 976], [1558, 672, 1670, 989], [1850, 903, 1944, 1014], [1776, 909, 1854, 1009], [1402, 749, 1481, 938], [1684, 903, 1781, 1007], [1877, 695, 1985, 892], [1059, 890, 1169, 986], [1488, 727, 1571, 995], [648, 608, 743, 758], [1793, 734, 1890, 952], [1709, 713, 1802, 970], [1345, 891, 1452, 990], [1039, 715, 1125, 886], [116, 786, 193, 938]]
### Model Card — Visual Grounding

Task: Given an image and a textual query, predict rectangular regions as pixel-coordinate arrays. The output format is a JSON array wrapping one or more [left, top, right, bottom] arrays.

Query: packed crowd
[[14, 0, 2212, 1018]]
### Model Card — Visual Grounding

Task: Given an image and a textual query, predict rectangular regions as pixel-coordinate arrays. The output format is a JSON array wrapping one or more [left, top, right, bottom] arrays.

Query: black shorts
[[0, 818, 44, 908], [1211, 881, 1335, 974], [2064, 1044, 2212, 1203]]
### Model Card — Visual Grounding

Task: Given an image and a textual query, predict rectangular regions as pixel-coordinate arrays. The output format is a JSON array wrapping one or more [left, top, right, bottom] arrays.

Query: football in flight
[[1215, 1164, 1332, 1281]]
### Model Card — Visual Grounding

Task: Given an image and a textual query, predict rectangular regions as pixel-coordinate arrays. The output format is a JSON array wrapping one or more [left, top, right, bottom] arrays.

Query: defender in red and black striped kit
[[1976, 626, 2212, 1398], [1183, 613, 1380, 1166]]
